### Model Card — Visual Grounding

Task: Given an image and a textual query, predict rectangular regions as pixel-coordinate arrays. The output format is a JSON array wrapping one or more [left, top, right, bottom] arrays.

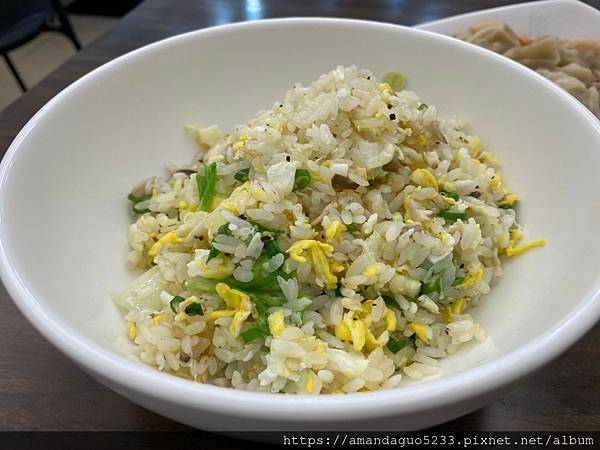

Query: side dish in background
[[113, 66, 545, 394], [457, 21, 600, 118]]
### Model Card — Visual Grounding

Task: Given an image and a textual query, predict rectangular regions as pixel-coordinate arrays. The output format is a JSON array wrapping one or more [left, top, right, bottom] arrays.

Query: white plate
[[416, 0, 600, 39]]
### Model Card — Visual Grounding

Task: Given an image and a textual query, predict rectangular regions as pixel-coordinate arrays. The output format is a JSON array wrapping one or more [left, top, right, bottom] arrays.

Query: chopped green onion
[[234, 168, 249, 183], [241, 311, 270, 343], [334, 284, 343, 297], [248, 292, 286, 311], [346, 223, 360, 232], [241, 291, 287, 343], [440, 190, 460, 201], [187, 253, 293, 296], [127, 193, 151, 214], [387, 335, 416, 354], [127, 193, 148, 203], [225, 255, 287, 292], [418, 103, 428, 112], [169, 295, 203, 316], [381, 71, 406, 91], [452, 277, 465, 287], [196, 162, 217, 211], [185, 302, 204, 316], [438, 210, 467, 221], [169, 295, 185, 313], [217, 223, 232, 236], [206, 222, 232, 262], [263, 239, 282, 257], [206, 247, 220, 263], [240, 324, 267, 343], [248, 220, 282, 236], [382, 295, 401, 310], [499, 204, 514, 210], [293, 169, 311, 191], [421, 276, 442, 296]]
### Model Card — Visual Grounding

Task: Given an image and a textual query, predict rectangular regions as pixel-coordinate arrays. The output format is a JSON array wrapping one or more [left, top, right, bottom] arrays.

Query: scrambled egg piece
[[287, 240, 341, 289], [306, 372, 314, 394], [489, 175, 503, 189], [442, 298, 465, 322], [334, 320, 352, 341], [268, 311, 285, 337], [232, 134, 250, 151], [148, 230, 182, 256], [206, 283, 252, 337], [457, 270, 483, 289], [504, 226, 546, 257], [442, 196, 457, 206], [377, 83, 393, 94], [409, 322, 430, 344], [334, 312, 366, 351], [498, 187, 520, 207], [385, 308, 397, 332], [219, 181, 250, 214], [479, 151, 499, 166], [151, 314, 164, 326], [416, 134, 428, 147], [127, 321, 137, 340], [324, 220, 346, 243], [451, 298, 465, 315], [335, 309, 389, 353], [345, 312, 367, 352], [362, 264, 386, 284], [506, 239, 546, 256], [410, 168, 438, 191]]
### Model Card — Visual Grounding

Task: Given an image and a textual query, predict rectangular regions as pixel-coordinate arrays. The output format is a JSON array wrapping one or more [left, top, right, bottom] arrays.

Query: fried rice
[[112, 66, 545, 394]]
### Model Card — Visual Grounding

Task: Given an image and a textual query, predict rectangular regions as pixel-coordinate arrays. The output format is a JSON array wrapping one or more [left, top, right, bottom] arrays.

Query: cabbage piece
[[326, 348, 369, 377], [112, 266, 168, 311]]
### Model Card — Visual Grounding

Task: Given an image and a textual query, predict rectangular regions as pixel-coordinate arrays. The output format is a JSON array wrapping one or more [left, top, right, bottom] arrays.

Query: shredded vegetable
[[196, 162, 217, 211]]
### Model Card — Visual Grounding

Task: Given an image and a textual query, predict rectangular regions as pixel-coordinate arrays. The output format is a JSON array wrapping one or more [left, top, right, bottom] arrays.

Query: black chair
[[1, 0, 81, 92]]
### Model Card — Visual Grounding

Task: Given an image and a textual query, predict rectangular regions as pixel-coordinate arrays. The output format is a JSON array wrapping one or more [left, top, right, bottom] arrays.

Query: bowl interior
[[2, 19, 600, 386]]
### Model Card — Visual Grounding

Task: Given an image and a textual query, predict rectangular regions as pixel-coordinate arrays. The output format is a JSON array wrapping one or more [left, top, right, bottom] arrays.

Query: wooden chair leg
[[50, 0, 82, 50], [2, 53, 27, 92]]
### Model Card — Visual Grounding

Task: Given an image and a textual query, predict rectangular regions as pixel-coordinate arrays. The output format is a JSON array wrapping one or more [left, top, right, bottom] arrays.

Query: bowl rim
[[1, 17, 599, 422]]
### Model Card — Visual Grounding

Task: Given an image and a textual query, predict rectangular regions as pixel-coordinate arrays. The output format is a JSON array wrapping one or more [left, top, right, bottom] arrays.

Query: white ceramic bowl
[[1, 18, 599, 432]]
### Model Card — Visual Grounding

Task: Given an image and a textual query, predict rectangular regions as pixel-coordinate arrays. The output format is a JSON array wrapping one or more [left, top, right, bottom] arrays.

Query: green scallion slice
[[381, 71, 406, 91], [248, 220, 282, 236], [293, 169, 311, 191], [185, 302, 204, 316], [241, 314, 269, 343], [263, 239, 282, 257], [234, 168, 249, 183], [382, 295, 401, 310], [387, 335, 416, 354], [127, 193, 151, 214], [169, 295, 185, 313], [438, 210, 467, 221], [452, 277, 465, 287], [440, 191, 459, 201], [421, 277, 442, 296], [346, 223, 360, 232], [199, 162, 217, 211]]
